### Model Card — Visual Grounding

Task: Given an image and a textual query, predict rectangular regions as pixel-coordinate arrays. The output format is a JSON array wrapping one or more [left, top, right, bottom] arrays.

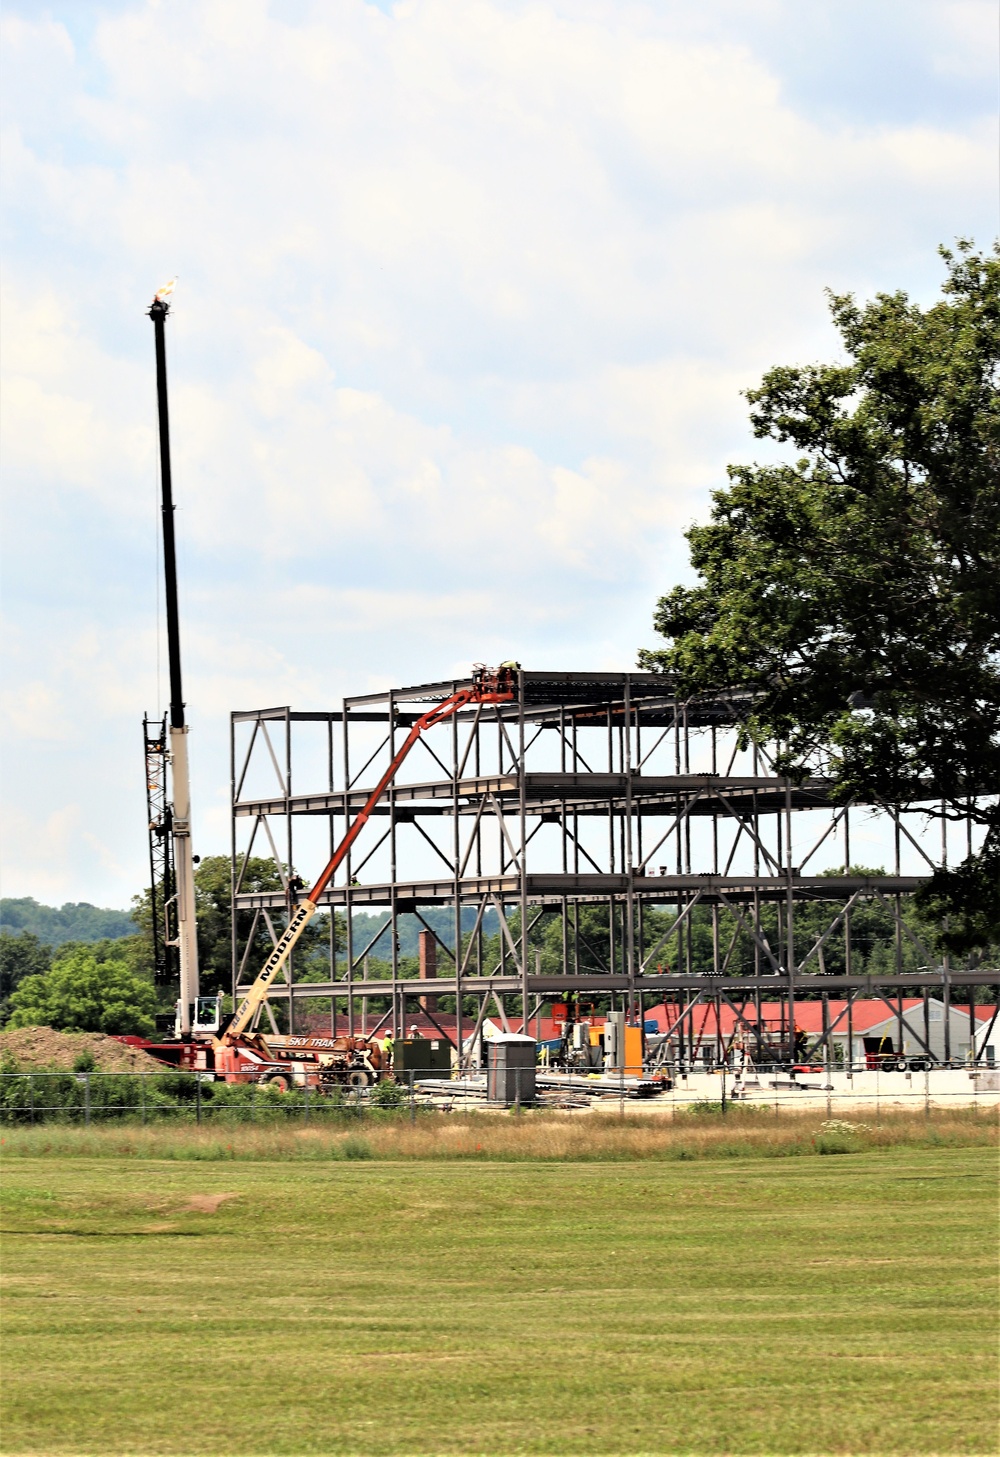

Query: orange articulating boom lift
[[213, 665, 517, 1087]]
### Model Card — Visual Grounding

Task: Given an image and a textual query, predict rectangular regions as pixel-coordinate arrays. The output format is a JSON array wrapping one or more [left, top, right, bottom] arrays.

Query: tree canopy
[[132, 854, 343, 995], [640, 242, 999, 954], [0, 930, 53, 1022], [0, 897, 134, 945], [6, 946, 158, 1036]]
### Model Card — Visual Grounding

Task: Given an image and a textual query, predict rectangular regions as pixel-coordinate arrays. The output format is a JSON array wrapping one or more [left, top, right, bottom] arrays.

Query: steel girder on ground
[[230, 670, 997, 1057]]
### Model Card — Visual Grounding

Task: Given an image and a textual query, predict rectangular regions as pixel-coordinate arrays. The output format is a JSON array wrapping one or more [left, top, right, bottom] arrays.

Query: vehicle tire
[[346, 1069, 371, 1089], [267, 1072, 294, 1092]]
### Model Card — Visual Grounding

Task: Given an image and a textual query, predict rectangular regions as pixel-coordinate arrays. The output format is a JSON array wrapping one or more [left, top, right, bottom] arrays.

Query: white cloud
[[0, 679, 72, 744], [0, 804, 85, 905], [0, 0, 995, 902], [0, 284, 155, 517]]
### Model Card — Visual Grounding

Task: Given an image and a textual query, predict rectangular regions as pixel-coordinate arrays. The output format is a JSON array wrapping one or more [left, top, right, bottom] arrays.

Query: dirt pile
[[0, 1026, 166, 1073]]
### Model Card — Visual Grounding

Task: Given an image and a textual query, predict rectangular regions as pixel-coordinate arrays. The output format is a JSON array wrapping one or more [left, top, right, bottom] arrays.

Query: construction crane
[[142, 712, 175, 988], [213, 665, 518, 1083], [148, 282, 202, 1039]]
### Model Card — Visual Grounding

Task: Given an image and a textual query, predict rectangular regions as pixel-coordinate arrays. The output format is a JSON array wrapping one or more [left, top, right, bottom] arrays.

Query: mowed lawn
[[1, 1149, 997, 1456]]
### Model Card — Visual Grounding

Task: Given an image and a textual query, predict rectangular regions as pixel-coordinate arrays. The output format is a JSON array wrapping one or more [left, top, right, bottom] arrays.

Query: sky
[[1, 0, 998, 909]]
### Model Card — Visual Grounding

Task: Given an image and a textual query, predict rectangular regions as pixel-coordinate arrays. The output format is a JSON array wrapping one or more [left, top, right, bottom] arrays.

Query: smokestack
[[418, 930, 437, 1014]]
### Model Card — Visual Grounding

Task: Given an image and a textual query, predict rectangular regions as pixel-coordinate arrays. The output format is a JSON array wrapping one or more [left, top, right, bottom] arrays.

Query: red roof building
[[301, 998, 992, 1063]]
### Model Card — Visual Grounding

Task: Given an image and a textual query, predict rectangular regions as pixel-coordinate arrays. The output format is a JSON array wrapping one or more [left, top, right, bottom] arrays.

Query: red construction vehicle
[[212, 664, 518, 1088]]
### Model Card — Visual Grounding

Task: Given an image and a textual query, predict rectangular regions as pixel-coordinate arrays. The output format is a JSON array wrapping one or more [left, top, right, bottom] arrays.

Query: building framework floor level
[[229, 671, 998, 1064]]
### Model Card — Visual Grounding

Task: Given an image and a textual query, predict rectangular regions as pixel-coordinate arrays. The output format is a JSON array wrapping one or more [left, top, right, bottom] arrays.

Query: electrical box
[[394, 1037, 452, 1078], [603, 1012, 644, 1075], [623, 1025, 644, 1074], [487, 1035, 537, 1105], [603, 1011, 624, 1070]]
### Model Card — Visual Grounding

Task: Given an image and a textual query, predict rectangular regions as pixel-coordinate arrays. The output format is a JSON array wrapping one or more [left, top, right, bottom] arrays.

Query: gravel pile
[[0, 1026, 166, 1073]]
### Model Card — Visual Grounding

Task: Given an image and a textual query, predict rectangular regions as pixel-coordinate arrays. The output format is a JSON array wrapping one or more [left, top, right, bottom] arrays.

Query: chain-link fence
[[1, 1066, 995, 1124]]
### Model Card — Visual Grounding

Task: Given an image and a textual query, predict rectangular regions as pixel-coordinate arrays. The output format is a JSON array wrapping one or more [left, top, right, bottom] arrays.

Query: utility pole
[[149, 285, 199, 1036]]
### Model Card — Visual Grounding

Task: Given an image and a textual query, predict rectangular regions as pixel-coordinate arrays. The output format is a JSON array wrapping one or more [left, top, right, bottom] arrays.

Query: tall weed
[[1, 1106, 994, 1163]]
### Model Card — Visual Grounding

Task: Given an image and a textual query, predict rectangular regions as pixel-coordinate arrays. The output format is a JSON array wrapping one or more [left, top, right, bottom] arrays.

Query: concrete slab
[[608, 1067, 1000, 1115]]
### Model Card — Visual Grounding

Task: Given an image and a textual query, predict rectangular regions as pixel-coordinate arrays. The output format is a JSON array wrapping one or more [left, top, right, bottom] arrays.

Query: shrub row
[[0, 1065, 410, 1124]]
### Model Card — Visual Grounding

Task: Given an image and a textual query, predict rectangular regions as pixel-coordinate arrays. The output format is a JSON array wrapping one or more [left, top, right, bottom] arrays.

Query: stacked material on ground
[[0, 1026, 165, 1073], [414, 1072, 663, 1108]]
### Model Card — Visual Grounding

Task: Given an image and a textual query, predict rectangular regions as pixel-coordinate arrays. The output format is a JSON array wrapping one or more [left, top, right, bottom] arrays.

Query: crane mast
[[149, 293, 200, 1037]]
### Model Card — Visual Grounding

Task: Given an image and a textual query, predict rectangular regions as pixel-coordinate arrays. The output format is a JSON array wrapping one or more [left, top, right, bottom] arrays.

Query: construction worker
[[497, 660, 520, 692], [381, 1033, 394, 1069]]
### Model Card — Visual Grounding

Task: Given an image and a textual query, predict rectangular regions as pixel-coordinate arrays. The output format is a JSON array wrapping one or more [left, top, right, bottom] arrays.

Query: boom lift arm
[[219, 666, 517, 1046]]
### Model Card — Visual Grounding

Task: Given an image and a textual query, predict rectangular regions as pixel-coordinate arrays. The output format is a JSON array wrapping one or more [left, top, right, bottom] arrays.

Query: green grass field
[[2, 1144, 997, 1456]]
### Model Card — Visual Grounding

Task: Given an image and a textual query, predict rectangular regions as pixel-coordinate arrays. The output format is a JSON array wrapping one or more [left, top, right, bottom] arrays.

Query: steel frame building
[[230, 671, 996, 1066]]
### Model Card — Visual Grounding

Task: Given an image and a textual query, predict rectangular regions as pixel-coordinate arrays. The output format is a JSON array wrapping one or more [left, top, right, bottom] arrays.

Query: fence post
[[410, 1070, 415, 1124], [196, 1074, 202, 1125], [29, 1073, 34, 1126], [875, 1064, 880, 1125], [141, 1072, 146, 1126], [721, 1066, 727, 1117], [84, 1071, 90, 1128], [304, 1081, 310, 1124]]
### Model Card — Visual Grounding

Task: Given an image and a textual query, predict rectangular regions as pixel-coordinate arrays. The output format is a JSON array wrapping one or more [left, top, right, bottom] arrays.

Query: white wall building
[[834, 998, 989, 1066], [974, 1007, 1000, 1067]]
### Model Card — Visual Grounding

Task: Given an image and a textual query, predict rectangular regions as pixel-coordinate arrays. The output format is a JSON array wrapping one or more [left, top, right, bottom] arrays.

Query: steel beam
[[245, 968, 997, 999], [234, 872, 928, 911], [230, 673, 993, 1046]]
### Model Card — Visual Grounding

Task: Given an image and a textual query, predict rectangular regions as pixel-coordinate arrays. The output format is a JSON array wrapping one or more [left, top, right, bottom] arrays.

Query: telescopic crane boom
[[149, 286, 200, 1037], [218, 666, 517, 1049]]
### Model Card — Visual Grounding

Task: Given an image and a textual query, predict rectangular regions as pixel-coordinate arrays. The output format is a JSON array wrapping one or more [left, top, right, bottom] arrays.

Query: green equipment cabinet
[[394, 1036, 452, 1079]]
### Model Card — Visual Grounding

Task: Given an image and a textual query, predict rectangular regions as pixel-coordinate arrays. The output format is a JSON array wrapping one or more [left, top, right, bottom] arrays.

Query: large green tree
[[6, 945, 158, 1036], [640, 242, 1000, 954], [0, 930, 52, 1023], [132, 854, 343, 995]]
